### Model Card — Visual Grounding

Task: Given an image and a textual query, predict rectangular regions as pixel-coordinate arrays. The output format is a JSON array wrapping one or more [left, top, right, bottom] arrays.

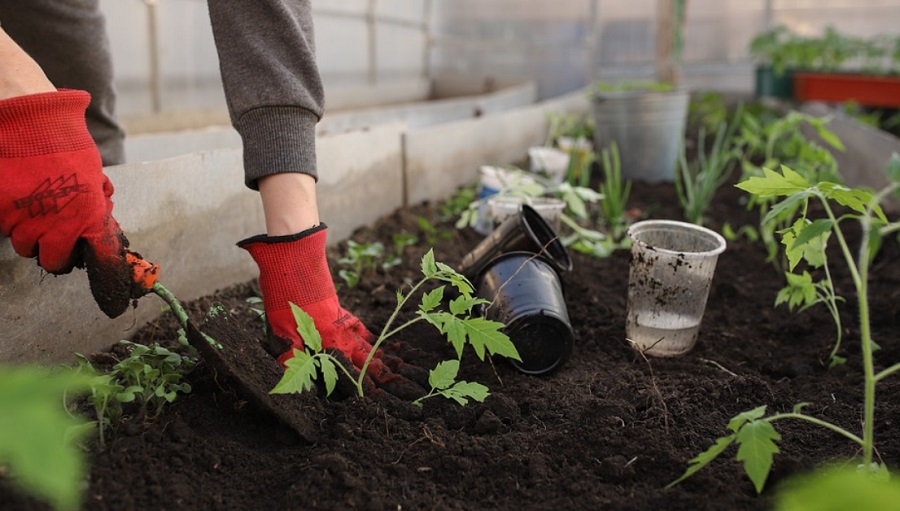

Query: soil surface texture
[[2, 172, 899, 511]]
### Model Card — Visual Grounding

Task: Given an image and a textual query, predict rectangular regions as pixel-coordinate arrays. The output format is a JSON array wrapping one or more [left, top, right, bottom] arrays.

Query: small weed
[[337, 240, 385, 289], [417, 216, 453, 247], [676, 104, 744, 226]]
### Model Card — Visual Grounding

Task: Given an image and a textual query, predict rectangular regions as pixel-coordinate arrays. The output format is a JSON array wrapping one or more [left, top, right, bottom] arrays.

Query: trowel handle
[[125, 250, 160, 292]]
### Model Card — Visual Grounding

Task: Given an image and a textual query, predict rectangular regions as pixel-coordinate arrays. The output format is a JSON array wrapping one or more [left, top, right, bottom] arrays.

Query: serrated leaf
[[736, 166, 811, 198], [820, 183, 873, 215], [791, 219, 833, 252], [448, 295, 484, 316], [420, 286, 445, 313], [667, 435, 736, 488], [453, 316, 521, 361], [440, 381, 490, 406], [271, 350, 318, 394], [428, 360, 460, 390], [290, 303, 322, 353], [775, 271, 816, 311], [421, 249, 437, 276], [762, 191, 809, 226], [735, 420, 782, 494], [728, 405, 768, 432], [318, 356, 339, 396]]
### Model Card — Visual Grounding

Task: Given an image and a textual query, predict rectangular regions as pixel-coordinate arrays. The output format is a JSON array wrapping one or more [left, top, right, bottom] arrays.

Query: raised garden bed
[[2, 142, 899, 511]]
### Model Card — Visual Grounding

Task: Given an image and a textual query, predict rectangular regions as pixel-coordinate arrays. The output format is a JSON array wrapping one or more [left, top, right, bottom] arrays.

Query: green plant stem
[[857, 205, 876, 467], [820, 193, 875, 466], [875, 363, 900, 382], [356, 278, 429, 395], [766, 413, 865, 446], [820, 262, 844, 364], [150, 282, 221, 349]]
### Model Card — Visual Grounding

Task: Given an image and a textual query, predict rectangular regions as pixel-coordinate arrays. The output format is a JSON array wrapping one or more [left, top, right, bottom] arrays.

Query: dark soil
[[3, 171, 899, 511]]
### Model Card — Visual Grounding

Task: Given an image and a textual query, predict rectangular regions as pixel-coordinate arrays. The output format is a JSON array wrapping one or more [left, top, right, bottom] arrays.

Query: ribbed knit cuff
[[235, 105, 319, 190], [0, 89, 94, 158]]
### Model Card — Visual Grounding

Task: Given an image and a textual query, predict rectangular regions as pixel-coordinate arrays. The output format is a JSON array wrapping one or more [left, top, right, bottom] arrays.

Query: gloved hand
[[0, 89, 144, 318], [238, 224, 426, 399]]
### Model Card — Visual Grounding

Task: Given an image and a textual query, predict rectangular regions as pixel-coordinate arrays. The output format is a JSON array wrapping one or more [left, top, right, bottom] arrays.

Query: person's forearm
[[0, 26, 55, 100]]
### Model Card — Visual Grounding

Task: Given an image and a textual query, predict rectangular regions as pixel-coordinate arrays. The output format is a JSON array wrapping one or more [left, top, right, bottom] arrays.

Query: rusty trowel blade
[[188, 313, 321, 443]]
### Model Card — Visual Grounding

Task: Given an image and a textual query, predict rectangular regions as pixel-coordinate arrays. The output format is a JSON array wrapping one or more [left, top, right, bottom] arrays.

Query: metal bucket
[[590, 89, 689, 183]]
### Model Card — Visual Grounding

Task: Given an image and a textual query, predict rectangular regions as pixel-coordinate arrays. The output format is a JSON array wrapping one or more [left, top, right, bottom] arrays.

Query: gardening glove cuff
[[0, 90, 148, 318]]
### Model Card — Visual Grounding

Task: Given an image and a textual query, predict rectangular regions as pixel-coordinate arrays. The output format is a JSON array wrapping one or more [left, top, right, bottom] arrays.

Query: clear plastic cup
[[488, 196, 565, 233], [626, 220, 726, 357]]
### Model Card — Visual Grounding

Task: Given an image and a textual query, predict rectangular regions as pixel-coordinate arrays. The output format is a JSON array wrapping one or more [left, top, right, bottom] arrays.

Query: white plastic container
[[625, 220, 727, 357], [527, 146, 570, 184], [475, 166, 537, 235], [487, 196, 565, 233]]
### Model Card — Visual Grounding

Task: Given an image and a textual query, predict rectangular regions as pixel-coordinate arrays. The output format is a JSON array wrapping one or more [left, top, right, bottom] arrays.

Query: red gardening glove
[[0, 90, 144, 318], [238, 225, 425, 399]]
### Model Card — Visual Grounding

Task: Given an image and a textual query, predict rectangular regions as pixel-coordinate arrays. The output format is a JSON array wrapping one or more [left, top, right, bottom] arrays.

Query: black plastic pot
[[459, 204, 572, 283], [476, 251, 574, 376]]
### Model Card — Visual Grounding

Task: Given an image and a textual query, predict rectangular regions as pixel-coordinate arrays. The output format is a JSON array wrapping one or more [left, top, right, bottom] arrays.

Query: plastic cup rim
[[627, 219, 727, 257]]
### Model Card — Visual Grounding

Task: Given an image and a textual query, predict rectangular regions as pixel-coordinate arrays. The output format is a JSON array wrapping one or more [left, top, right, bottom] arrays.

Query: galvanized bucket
[[590, 89, 689, 183]]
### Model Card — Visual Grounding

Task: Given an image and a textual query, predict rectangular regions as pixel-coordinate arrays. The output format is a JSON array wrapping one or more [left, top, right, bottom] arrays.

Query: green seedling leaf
[[791, 219, 833, 253], [792, 402, 810, 414], [813, 124, 846, 151], [667, 435, 736, 488], [420, 286, 445, 313], [819, 182, 878, 216], [415, 360, 490, 408], [735, 419, 782, 494], [319, 357, 339, 396], [728, 405, 768, 432], [271, 349, 318, 395], [116, 385, 143, 403], [290, 303, 322, 352], [440, 381, 490, 406], [421, 249, 438, 276], [775, 271, 817, 310], [736, 166, 811, 198], [829, 355, 847, 368], [761, 190, 809, 226], [448, 295, 487, 316], [428, 360, 461, 390], [0, 365, 93, 511], [774, 465, 900, 511], [426, 313, 520, 361], [780, 219, 829, 270]]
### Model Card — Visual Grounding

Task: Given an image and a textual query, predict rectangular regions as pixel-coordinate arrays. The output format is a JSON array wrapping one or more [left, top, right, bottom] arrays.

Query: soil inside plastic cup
[[625, 220, 726, 357], [476, 251, 574, 375]]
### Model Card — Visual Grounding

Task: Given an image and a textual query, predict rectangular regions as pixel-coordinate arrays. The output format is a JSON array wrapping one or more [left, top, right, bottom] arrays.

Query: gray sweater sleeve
[[207, 0, 324, 189]]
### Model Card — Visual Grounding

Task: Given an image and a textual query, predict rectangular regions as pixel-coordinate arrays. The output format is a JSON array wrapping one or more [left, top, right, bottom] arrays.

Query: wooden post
[[655, 0, 687, 85]]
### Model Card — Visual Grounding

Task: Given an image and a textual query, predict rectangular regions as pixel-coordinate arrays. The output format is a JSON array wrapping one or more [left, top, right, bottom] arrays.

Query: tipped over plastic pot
[[458, 204, 572, 283], [476, 251, 574, 375]]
